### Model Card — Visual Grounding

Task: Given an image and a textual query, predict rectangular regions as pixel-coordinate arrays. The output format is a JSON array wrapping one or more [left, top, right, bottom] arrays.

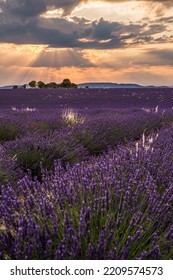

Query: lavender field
[[0, 88, 173, 109], [0, 88, 173, 260]]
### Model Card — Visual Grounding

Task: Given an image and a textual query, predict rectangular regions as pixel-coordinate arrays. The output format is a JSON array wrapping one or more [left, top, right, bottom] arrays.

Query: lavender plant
[[0, 146, 23, 185], [0, 127, 173, 259], [2, 109, 164, 179], [0, 120, 22, 142], [4, 128, 89, 179]]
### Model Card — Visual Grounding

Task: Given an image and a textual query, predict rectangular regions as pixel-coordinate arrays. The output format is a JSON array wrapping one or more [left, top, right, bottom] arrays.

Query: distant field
[[0, 88, 173, 109], [1, 88, 173, 260]]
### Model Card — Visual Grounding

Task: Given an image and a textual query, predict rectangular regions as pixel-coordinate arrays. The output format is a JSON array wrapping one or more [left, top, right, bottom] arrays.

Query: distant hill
[[78, 83, 170, 89], [78, 83, 142, 88], [0, 85, 14, 89], [0, 85, 26, 89]]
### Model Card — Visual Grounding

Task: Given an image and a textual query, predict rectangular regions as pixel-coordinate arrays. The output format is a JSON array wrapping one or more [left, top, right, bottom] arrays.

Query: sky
[[0, 0, 173, 86]]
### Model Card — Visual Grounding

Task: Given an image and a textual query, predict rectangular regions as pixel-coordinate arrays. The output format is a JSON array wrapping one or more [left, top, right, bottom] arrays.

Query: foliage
[[0, 105, 173, 259], [1, 128, 173, 259], [0, 146, 22, 184], [0, 122, 22, 142], [37, 81, 46, 89], [27, 79, 77, 89], [28, 80, 37, 88], [60, 79, 77, 88]]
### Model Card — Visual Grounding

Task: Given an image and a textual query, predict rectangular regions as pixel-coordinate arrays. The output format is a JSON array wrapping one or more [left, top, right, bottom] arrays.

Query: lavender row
[[1, 108, 172, 144], [2, 109, 165, 180], [0, 126, 173, 259]]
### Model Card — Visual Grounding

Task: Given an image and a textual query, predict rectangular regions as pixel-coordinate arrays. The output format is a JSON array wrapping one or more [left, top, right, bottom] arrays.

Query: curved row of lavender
[[0, 108, 173, 259], [0, 108, 168, 180], [0, 126, 173, 259]]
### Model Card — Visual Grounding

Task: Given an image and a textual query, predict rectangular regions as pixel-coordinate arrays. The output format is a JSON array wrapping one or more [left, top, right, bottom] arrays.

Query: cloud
[[0, 1, 173, 18], [122, 69, 172, 86], [31, 49, 95, 68], [0, 1, 172, 49], [0, 0, 47, 17], [0, 0, 84, 17], [157, 16, 173, 23], [0, 10, 170, 49], [133, 49, 173, 67], [91, 47, 173, 72]]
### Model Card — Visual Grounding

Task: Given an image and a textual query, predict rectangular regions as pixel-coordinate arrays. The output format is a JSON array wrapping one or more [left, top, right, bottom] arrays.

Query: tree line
[[29, 79, 77, 89], [12, 79, 77, 89]]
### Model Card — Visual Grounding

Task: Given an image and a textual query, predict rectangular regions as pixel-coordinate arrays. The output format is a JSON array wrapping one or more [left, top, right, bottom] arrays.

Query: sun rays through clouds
[[0, 0, 173, 86]]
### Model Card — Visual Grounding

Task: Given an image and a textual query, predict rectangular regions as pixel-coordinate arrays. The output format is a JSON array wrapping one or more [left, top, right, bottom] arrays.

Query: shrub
[[5, 130, 89, 179], [0, 146, 22, 185], [0, 123, 21, 142]]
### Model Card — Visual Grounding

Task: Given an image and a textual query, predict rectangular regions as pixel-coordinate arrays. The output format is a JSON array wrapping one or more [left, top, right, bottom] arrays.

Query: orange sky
[[0, 0, 173, 86]]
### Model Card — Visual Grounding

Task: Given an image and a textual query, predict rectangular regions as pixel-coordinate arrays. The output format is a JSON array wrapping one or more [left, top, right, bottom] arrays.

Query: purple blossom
[[0, 105, 173, 259]]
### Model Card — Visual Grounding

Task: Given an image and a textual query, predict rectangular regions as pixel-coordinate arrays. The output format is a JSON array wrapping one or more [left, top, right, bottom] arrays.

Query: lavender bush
[[0, 127, 173, 259], [72, 111, 163, 155], [1, 104, 173, 259], [2, 109, 164, 179], [0, 118, 22, 142], [0, 146, 23, 185]]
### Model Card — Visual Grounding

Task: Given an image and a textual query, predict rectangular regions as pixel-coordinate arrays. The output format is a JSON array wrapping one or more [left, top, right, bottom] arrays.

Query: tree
[[71, 83, 78, 88], [27, 79, 77, 89], [61, 79, 72, 88], [28, 80, 37, 88], [37, 81, 46, 88], [46, 82, 58, 88], [13, 85, 18, 89]]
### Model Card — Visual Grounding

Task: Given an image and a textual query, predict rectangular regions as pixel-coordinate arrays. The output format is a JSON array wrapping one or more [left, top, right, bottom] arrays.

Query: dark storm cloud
[[0, 11, 170, 49], [0, 0, 171, 49], [130, 24, 169, 45], [0, 12, 77, 46], [0, 0, 83, 16], [83, 18, 123, 40], [0, 0, 47, 17], [0, 1, 173, 18]]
